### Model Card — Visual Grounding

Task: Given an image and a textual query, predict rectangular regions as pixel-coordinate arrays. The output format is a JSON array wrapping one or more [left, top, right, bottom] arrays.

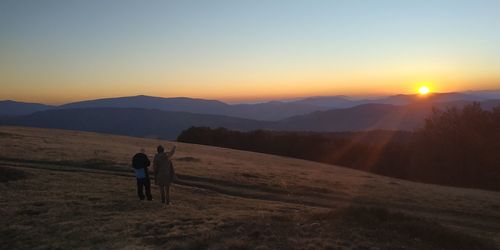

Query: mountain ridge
[[3, 90, 498, 119], [0, 100, 54, 116], [2, 98, 499, 139]]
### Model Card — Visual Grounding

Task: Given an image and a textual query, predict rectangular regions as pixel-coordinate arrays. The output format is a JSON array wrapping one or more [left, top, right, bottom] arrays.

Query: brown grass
[[0, 126, 499, 249]]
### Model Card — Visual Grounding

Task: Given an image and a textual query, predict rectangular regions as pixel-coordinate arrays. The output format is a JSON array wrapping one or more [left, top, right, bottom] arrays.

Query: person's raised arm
[[167, 145, 176, 158]]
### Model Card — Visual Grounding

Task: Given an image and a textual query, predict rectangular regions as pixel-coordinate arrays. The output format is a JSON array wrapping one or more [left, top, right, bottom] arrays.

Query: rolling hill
[[0, 108, 271, 139], [2, 96, 325, 121], [288, 92, 487, 108], [276, 98, 500, 132], [277, 103, 428, 131], [0, 126, 499, 249], [58, 95, 327, 121], [287, 95, 357, 108], [2, 98, 499, 139], [4, 91, 497, 120], [0, 100, 53, 116], [58, 95, 229, 114]]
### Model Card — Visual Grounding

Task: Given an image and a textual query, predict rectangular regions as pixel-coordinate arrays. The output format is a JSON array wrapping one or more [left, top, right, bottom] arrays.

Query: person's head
[[140, 148, 146, 154], [157, 145, 164, 153]]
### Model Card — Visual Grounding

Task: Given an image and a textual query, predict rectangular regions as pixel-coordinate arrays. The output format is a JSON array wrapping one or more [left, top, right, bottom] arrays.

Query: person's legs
[[136, 178, 145, 200], [159, 184, 166, 203], [165, 184, 170, 204], [144, 178, 152, 201]]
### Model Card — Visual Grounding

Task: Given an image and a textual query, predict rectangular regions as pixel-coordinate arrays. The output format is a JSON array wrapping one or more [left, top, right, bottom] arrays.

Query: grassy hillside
[[1, 126, 499, 249]]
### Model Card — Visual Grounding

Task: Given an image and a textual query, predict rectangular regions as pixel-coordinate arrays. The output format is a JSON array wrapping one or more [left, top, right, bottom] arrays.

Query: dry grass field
[[1, 126, 499, 249]]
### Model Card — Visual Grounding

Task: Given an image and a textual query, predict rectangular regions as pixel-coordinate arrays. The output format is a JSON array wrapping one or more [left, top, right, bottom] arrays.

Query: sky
[[1, 0, 500, 104]]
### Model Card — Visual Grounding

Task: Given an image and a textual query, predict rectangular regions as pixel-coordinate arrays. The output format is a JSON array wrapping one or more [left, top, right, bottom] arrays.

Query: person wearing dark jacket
[[132, 148, 152, 201]]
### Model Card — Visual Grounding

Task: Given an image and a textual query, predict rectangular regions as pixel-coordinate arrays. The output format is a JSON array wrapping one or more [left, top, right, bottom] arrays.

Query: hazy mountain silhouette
[[2, 98, 498, 139], [54, 93, 490, 120], [464, 89, 500, 99], [276, 103, 432, 131], [227, 101, 329, 120], [2, 91, 496, 119], [58, 95, 325, 121], [277, 98, 500, 132], [289, 92, 486, 108], [2, 91, 499, 138], [375, 92, 484, 105], [0, 100, 53, 116], [288, 96, 357, 108], [58, 95, 229, 113], [0, 108, 271, 139]]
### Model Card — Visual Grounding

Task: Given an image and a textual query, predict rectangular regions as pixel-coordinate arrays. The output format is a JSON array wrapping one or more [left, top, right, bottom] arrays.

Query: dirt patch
[[0, 166, 29, 182]]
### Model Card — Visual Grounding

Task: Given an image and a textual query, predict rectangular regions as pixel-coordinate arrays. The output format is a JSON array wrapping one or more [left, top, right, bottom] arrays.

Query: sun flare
[[418, 86, 430, 95]]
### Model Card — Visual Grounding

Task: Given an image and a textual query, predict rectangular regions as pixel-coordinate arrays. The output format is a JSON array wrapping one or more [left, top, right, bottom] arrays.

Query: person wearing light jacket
[[153, 145, 176, 204]]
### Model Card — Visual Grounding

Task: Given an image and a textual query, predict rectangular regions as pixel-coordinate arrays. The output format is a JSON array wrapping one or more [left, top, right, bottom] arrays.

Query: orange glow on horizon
[[2, 78, 500, 105]]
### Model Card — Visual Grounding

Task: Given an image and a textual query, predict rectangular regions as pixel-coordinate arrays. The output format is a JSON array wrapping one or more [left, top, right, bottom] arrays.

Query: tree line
[[177, 103, 500, 191]]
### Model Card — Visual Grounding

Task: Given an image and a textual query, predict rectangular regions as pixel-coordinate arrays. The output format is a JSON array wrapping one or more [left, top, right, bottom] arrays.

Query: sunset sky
[[1, 0, 500, 104]]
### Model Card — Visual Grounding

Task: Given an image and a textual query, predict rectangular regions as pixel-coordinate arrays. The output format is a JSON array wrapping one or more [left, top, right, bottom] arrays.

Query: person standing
[[153, 145, 176, 204], [132, 148, 152, 201]]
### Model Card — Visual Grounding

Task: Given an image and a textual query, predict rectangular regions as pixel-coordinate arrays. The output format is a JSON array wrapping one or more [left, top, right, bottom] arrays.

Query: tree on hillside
[[410, 103, 500, 189]]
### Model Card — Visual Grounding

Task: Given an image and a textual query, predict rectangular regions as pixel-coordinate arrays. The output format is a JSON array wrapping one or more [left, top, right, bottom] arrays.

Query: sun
[[418, 86, 430, 95]]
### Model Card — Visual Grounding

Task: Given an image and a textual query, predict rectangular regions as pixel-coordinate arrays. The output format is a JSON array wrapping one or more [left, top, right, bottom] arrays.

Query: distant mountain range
[[1, 91, 499, 139], [2, 91, 499, 119], [0, 100, 54, 116], [2, 96, 325, 120], [0, 108, 269, 139]]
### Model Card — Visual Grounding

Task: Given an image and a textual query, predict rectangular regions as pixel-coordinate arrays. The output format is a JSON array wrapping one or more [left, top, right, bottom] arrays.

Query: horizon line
[[3, 88, 500, 106]]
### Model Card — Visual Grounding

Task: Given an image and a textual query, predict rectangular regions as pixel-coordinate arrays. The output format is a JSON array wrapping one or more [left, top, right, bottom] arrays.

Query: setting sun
[[418, 86, 430, 95]]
